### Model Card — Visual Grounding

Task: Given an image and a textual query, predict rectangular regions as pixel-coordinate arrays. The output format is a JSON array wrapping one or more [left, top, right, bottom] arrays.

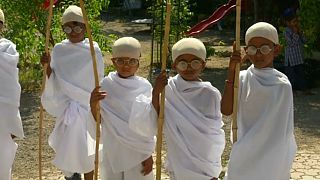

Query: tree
[[0, 0, 113, 90], [299, 0, 320, 51]]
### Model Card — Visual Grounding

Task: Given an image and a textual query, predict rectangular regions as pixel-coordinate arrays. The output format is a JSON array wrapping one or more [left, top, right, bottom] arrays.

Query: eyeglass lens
[[247, 45, 273, 55], [63, 26, 83, 34], [176, 59, 202, 71], [115, 58, 139, 66]]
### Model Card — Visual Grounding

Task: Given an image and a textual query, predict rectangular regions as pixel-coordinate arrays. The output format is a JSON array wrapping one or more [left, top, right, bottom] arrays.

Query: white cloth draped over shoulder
[[164, 75, 225, 179], [224, 65, 297, 180], [97, 72, 157, 176], [41, 38, 104, 173], [0, 38, 24, 179]]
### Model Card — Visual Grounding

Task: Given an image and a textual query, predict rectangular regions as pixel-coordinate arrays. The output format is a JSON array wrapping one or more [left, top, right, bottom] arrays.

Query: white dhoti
[[164, 75, 225, 180], [0, 132, 18, 180], [101, 154, 153, 180], [224, 65, 297, 180], [42, 38, 104, 174], [97, 72, 157, 180], [0, 38, 24, 180]]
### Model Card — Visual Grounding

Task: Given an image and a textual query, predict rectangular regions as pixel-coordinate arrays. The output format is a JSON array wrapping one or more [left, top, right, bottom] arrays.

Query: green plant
[[206, 45, 216, 57], [146, 0, 193, 45], [299, 0, 320, 52], [215, 50, 232, 57], [104, 64, 116, 75], [0, 0, 114, 91], [145, 0, 193, 71]]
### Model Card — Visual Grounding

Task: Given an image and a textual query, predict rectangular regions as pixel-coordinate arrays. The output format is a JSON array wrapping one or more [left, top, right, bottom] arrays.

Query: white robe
[[41, 38, 104, 174], [97, 72, 156, 179], [164, 75, 225, 180], [224, 65, 297, 180], [0, 38, 24, 179]]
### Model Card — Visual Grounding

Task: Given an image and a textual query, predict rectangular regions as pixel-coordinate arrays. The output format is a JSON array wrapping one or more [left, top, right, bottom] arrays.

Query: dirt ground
[[12, 14, 320, 180]]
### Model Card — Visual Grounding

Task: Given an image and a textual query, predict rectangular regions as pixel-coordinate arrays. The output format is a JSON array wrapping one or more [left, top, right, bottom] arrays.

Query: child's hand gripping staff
[[79, 1, 101, 179], [232, 0, 242, 143], [155, 1, 172, 180], [39, 0, 54, 179]]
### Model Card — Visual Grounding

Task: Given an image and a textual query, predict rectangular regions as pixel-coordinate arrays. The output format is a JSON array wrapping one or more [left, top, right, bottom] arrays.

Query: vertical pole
[[232, 0, 242, 143], [79, 1, 101, 179], [149, 0, 156, 80], [39, 0, 54, 179]]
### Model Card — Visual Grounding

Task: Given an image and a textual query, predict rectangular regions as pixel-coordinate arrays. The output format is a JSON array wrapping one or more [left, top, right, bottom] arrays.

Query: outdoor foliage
[[299, 0, 320, 51], [147, 0, 193, 43], [278, 0, 320, 59], [0, 0, 114, 90], [145, 0, 193, 67]]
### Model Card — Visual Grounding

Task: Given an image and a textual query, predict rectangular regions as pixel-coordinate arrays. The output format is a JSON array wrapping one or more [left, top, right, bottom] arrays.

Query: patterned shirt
[[284, 27, 306, 66]]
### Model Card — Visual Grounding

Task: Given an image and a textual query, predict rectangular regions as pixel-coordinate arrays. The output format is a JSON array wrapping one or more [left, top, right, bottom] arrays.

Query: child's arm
[[40, 53, 53, 78], [296, 25, 307, 43], [152, 71, 167, 114], [90, 86, 107, 121], [221, 45, 242, 116], [284, 28, 304, 46]]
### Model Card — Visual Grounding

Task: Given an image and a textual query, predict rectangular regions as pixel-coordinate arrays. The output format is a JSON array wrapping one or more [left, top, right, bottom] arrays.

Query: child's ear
[[273, 44, 282, 57], [202, 61, 207, 70]]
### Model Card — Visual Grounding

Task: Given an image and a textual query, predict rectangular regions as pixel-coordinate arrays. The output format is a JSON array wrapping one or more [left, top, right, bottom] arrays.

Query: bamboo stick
[[231, 0, 242, 143], [39, 0, 54, 179], [78, 1, 101, 179], [156, 1, 171, 180]]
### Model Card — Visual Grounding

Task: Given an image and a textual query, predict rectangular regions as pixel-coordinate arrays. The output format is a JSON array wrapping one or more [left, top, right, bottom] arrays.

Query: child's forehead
[[289, 17, 298, 23], [175, 54, 202, 61], [247, 37, 274, 46], [113, 56, 138, 60], [63, 21, 84, 26]]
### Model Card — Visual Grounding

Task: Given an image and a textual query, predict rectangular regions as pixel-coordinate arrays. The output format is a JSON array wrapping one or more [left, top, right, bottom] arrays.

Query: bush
[[299, 0, 320, 52]]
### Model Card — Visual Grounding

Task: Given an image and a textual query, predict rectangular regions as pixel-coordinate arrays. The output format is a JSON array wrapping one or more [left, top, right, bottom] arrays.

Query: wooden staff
[[39, 0, 54, 179], [156, 1, 171, 180], [231, 0, 242, 143], [78, 1, 101, 179]]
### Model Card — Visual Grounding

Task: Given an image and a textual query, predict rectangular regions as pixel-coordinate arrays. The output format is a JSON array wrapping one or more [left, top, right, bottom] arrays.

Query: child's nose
[[256, 49, 263, 55]]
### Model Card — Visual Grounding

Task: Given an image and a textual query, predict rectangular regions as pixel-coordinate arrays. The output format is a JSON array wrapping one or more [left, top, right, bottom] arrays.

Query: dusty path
[[12, 15, 320, 179]]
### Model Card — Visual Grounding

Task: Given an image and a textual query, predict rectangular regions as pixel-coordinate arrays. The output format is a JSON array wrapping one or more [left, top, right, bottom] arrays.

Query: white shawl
[[0, 38, 23, 138], [99, 72, 157, 173], [165, 75, 225, 179], [225, 65, 297, 180], [0, 38, 23, 180], [41, 38, 104, 173]]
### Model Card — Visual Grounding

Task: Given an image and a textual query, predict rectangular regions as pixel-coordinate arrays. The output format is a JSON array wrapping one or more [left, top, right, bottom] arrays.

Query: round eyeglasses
[[114, 58, 139, 66], [176, 59, 203, 71], [63, 26, 83, 34], [246, 45, 274, 55]]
